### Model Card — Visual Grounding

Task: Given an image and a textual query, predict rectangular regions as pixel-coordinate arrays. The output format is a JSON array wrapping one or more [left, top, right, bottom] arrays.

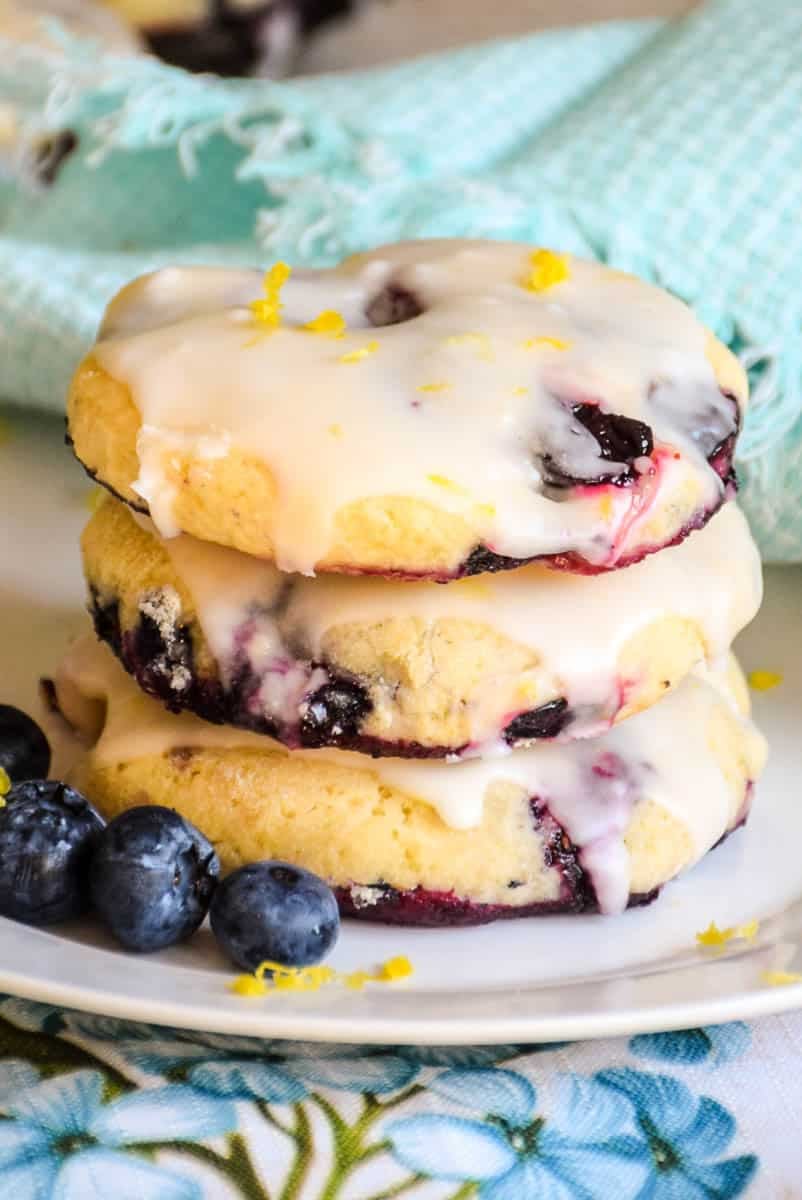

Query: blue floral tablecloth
[[0, 996, 797, 1197]]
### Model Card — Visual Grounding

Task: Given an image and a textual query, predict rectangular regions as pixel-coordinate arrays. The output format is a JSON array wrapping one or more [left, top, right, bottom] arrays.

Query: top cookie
[[68, 240, 747, 579]]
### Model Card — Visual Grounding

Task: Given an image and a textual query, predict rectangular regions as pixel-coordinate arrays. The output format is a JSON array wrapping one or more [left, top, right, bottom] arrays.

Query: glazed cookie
[[83, 496, 762, 756], [67, 241, 746, 580], [53, 638, 766, 924]]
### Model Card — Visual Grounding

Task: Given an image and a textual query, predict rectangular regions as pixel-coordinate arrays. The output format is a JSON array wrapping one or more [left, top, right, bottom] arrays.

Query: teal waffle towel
[[1, 0, 800, 559]]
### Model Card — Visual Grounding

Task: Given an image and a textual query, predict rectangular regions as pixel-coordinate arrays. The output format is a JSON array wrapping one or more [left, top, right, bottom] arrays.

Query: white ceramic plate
[[2, 409, 802, 1044]]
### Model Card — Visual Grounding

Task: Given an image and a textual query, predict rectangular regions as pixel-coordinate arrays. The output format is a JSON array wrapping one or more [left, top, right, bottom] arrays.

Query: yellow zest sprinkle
[[748, 670, 783, 692], [232, 974, 268, 997], [0, 767, 10, 797], [339, 341, 378, 364], [521, 249, 570, 293], [475, 503, 497, 518], [522, 336, 571, 351], [378, 955, 414, 981], [697, 919, 760, 950], [249, 262, 291, 330], [512, 386, 528, 397], [427, 474, 468, 495], [345, 970, 372, 991], [445, 332, 493, 359], [303, 309, 347, 338], [696, 921, 735, 948], [230, 955, 414, 998], [418, 382, 451, 394], [328, 423, 344, 438], [761, 970, 802, 988]]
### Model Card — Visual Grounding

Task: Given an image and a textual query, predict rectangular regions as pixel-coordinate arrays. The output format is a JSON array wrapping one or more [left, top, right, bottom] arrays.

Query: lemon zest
[[0, 767, 10, 797], [696, 921, 735, 948], [231, 974, 268, 997], [522, 335, 571, 351], [336, 340, 376, 362], [249, 262, 291, 330], [697, 919, 761, 950], [328, 423, 344, 438], [445, 332, 493, 359], [345, 970, 372, 991], [521, 250, 570, 293], [512, 386, 528, 396], [761, 970, 802, 987], [304, 310, 347, 338], [379, 955, 414, 981], [230, 956, 414, 998], [339, 341, 378, 364], [758, 969, 802, 988], [417, 382, 451, 393], [475, 503, 497, 518], [748, 670, 783, 692], [427, 474, 468, 495]]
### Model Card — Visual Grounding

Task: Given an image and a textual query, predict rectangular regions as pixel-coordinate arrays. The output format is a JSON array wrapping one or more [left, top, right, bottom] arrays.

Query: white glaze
[[145, 502, 762, 745], [56, 638, 767, 914], [93, 241, 747, 574]]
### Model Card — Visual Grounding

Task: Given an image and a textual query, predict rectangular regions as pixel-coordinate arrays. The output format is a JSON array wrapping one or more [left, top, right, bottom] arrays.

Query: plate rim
[[1, 933, 801, 1044]]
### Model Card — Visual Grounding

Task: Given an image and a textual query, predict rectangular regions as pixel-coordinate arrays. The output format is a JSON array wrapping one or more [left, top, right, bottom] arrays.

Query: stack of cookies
[[56, 241, 767, 925]]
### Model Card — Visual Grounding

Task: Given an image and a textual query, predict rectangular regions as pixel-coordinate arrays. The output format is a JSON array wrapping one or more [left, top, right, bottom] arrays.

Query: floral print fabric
[[0, 997, 794, 1197]]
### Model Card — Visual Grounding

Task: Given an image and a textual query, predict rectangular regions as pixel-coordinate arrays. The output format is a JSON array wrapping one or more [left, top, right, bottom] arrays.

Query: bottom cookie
[[52, 637, 766, 926]]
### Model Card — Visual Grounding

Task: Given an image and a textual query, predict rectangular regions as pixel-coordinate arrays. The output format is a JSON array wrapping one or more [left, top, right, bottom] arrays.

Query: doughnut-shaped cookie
[[83, 496, 761, 756], [67, 241, 746, 579], [55, 639, 766, 924]]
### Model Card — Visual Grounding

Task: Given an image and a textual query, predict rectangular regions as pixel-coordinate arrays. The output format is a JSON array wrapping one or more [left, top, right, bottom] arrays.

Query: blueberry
[[90, 806, 219, 952], [0, 705, 51, 783], [504, 698, 573, 743], [572, 404, 653, 464], [299, 679, 372, 748], [0, 780, 104, 925], [542, 405, 654, 489], [210, 860, 340, 972]]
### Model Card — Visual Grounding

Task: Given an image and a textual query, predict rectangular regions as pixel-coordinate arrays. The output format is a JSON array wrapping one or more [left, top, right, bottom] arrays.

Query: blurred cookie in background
[[0, 0, 140, 52], [103, 0, 357, 76]]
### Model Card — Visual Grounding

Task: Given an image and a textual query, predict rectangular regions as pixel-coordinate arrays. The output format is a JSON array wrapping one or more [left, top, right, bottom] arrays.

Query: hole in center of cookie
[[365, 285, 423, 327]]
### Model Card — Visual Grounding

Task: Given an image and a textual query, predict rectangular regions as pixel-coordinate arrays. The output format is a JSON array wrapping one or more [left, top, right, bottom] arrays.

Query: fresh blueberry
[[210, 860, 340, 971], [0, 780, 104, 925], [90, 806, 219, 952], [0, 705, 51, 783]]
